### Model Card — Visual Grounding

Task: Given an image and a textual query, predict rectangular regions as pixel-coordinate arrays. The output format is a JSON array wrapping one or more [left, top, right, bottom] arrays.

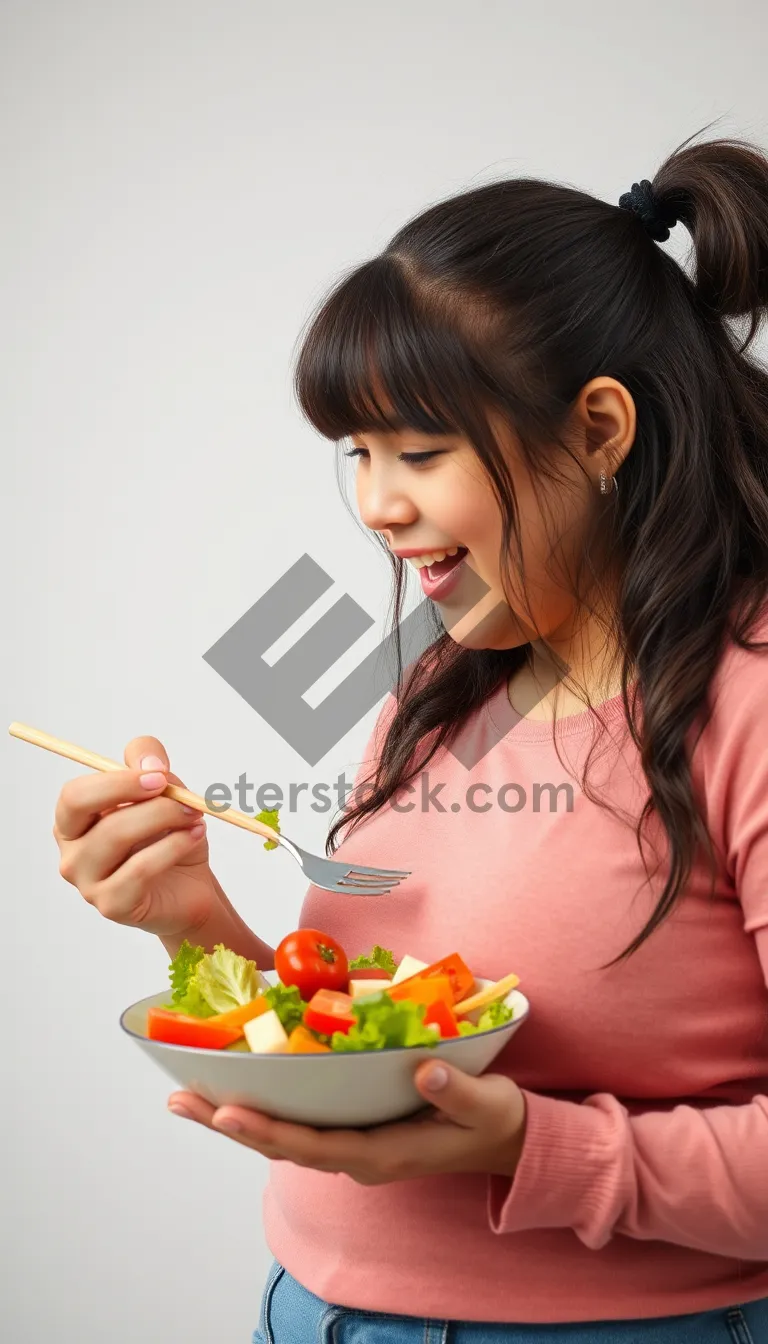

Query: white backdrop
[[2, 2, 766, 1340]]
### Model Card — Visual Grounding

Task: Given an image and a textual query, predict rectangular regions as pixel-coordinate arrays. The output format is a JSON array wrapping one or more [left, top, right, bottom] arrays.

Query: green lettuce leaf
[[193, 944, 261, 1014], [164, 940, 217, 1018], [348, 944, 397, 974], [478, 1000, 514, 1029], [257, 808, 281, 851], [168, 940, 205, 1000], [457, 1020, 480, 1036], [164, 940, 260, 1017], [330, 991, 439, 1052], [265, 983, 308, 1034], [457, 1000, 515, 1035]]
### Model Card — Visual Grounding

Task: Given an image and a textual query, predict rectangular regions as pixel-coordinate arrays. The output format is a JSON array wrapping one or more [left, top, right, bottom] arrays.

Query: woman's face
[[349, 413, 597, 654]]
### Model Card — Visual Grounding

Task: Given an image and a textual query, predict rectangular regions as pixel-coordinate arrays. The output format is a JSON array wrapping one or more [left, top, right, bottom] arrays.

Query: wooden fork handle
[[7, 721, 281, 844]]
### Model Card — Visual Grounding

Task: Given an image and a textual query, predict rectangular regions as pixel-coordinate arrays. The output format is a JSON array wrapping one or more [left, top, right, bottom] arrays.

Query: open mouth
[[424, 546, 469, 582]]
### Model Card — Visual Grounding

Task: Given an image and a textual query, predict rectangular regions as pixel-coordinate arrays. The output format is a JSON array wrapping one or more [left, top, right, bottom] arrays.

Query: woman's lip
[[418, 552, 469, 600], [389, 545, 467, 559]]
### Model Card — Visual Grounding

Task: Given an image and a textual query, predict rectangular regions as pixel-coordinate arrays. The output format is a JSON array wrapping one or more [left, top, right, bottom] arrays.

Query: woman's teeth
[[406, 546, 466, 571]]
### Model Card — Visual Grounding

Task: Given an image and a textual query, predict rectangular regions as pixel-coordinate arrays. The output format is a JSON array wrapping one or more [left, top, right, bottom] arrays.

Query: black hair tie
[[618, 179, 680, 242]]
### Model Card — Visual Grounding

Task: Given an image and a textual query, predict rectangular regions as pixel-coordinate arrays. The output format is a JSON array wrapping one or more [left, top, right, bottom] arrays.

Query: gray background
[[2, 2, 766, 1341]]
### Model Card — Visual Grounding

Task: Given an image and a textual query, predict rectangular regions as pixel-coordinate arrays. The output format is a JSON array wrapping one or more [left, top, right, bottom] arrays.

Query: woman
[[53, 127, 768, 1341]]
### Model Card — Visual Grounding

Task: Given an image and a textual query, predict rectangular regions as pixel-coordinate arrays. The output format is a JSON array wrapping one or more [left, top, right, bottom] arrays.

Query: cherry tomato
[[274, 928, 349, 1001]]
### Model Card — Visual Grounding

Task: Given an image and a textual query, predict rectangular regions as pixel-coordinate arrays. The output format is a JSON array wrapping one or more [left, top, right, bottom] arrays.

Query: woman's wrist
[[208, 872, 276, 970], [159, 886, 275, 970], [492, 1096, 528, 1178]]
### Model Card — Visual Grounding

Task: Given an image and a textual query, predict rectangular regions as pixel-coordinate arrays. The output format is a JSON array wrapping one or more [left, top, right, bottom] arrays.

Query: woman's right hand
[[52, 735, 222, 939]]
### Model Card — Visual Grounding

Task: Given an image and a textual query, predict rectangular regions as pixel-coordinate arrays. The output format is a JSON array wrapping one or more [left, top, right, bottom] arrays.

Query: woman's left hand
[[167, 1060, 527, 1184]]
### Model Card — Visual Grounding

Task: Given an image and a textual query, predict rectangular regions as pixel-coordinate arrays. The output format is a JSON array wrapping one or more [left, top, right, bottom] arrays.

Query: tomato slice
[[146, 1008, 242, 1049], [303, 989, 356, 1037], [388, 974, 453, 1009], [423, 999, 460, 1038]]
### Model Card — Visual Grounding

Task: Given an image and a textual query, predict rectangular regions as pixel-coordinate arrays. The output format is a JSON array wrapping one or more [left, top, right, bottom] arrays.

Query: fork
[[8, 722, 411, 897]]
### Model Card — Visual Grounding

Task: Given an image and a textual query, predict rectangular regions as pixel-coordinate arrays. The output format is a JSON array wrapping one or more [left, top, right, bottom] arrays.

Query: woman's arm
[[489, 925, 768, 1259]]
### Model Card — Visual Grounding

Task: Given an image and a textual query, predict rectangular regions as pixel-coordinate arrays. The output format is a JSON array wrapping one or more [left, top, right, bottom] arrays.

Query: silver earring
[[599, 470, 618, 498]]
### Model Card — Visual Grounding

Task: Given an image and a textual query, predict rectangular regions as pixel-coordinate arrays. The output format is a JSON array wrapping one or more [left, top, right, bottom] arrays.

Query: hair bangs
[[292, 253, 491, 445]]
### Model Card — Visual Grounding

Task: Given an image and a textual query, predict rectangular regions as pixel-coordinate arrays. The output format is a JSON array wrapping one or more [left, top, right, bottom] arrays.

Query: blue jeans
[[253, 1261, 768, 1343]]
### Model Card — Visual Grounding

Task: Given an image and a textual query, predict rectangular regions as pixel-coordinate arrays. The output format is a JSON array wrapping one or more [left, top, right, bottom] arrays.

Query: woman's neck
[[507, 623, 631, 723]]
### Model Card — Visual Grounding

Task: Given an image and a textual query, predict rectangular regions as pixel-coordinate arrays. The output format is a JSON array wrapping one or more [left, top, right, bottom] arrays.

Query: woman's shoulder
[[711, 593, 768, 696], [701, 593, 768, 750]]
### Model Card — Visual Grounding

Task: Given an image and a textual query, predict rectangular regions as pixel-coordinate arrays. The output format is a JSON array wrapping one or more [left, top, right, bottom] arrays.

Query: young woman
[[53, 128, 768, 1342]]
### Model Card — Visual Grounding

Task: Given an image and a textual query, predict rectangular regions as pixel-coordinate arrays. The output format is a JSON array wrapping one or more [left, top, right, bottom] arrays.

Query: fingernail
[[139, 772, 167, 790], [141, 755, 166, 771], [181, 805, 197, 815], [168, 1104, 193, 1119], [422, 1065, 449, 1091], [189, 822, 206, 838], [213, 1115, 242, 1133]]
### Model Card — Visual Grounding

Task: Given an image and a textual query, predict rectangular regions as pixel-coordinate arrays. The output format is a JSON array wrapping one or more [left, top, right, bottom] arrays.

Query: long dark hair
[[292, 124, 768, 967]]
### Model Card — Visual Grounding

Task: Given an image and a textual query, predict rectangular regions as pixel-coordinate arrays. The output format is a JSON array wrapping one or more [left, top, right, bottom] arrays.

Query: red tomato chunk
[[146, 1008, 242, 1049], [304, 989, 356, 1037]]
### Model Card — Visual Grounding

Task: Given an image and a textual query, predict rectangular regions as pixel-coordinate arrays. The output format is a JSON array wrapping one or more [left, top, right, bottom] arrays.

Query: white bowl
[[120, 973, 530, 1128]]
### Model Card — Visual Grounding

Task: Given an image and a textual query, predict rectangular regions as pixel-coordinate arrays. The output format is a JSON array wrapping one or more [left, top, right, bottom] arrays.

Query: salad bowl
[[120, 971, 530, 1128]]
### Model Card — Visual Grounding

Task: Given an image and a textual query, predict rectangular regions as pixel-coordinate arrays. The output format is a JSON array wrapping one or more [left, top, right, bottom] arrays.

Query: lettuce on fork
[[256, 807, 281, 851], [165, 941, 261, 1017], [330, 991, 439, 1052]]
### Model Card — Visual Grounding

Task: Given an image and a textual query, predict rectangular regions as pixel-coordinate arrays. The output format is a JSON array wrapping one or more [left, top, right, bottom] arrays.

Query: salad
[[145, 930, 521, 1054]]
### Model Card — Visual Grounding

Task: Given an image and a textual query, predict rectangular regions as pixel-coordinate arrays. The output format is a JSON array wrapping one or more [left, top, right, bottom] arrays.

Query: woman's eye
[[343, 448, 442, 468], [398, 451, 442, 466]]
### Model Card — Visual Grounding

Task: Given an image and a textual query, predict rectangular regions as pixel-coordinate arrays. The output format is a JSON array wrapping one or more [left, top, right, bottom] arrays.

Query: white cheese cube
[[349, 978, 393, 998], [391, 954, 428, 985], [243, 1009, 289, 1054]]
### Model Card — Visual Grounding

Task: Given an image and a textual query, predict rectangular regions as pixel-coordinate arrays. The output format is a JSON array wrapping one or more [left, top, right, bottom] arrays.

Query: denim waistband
[[255, 1260, 768, 1344]]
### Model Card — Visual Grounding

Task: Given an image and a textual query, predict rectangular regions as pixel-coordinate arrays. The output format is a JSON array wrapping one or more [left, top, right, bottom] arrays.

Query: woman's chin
[[442, 600, 520, 649]]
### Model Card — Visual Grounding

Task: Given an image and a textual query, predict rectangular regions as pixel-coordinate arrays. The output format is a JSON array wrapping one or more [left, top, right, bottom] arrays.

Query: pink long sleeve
[[490, 923, 768, 1255], [491, 634, 768, 1258]]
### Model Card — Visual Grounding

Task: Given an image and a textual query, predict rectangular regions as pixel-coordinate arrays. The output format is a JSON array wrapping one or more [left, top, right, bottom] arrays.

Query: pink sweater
[[263, 622, 768, 1324]]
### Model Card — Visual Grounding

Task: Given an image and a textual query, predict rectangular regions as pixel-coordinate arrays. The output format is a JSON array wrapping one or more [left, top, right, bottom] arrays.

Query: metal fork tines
[[275, 834, 411, 896]]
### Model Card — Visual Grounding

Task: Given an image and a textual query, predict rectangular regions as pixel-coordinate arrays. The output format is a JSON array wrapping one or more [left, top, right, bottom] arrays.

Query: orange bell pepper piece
[[421, 953, 476, 1004], [388, 973, 453, 1009], [205, 996, 270, 1031], [286, 1025, 332, 1054]]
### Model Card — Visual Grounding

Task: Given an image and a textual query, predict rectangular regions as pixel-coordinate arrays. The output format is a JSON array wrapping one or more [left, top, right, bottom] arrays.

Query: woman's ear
[[572, 377, 637, 483]]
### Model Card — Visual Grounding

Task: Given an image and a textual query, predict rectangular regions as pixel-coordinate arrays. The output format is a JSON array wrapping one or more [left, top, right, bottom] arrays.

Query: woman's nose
[[358, 483, 418, 535]]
